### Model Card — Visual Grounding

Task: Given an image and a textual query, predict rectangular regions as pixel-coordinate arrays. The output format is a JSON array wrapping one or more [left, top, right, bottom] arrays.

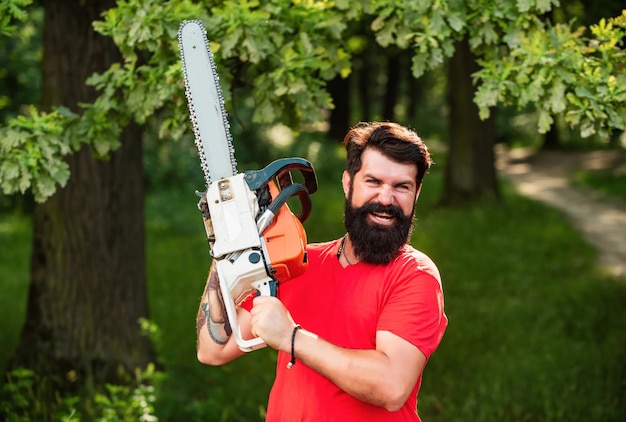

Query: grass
[[0, 212, 31, 376], [573, 167, 626, 202], [414, 181, 626, 421], [1, 164, 625, 421]]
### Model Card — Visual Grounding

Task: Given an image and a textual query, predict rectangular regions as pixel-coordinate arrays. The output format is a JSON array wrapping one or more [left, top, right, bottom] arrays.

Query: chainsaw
[[178, 20, 317, 352]]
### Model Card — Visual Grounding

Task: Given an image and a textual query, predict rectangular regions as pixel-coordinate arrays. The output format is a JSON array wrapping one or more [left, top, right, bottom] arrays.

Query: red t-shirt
[[266, 239, 447, 421]]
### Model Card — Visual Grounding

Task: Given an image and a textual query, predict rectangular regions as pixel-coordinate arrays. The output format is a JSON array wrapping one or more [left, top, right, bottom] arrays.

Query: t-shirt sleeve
[[376, 259, 447, 358]]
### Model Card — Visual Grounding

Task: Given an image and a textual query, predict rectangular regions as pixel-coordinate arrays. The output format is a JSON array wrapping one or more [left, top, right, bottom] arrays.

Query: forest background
[[1, 0, 625, 421]]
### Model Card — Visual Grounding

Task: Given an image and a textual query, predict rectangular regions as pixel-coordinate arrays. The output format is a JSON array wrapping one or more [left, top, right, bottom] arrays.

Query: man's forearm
[[196, 269, 231, 344], [196, 266, 248, 365], [289, 329, 425, 412]]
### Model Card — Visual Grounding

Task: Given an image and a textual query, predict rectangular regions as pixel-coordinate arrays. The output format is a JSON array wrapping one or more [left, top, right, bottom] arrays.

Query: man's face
[[342, 148, 420, 264]]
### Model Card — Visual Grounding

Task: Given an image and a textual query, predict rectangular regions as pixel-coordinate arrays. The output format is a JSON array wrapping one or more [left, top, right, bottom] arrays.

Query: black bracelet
[[287, 324, 302, 369]]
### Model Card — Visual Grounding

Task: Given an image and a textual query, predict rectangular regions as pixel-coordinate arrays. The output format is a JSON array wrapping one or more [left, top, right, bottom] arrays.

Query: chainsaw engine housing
[[203, 159, 317, 351]]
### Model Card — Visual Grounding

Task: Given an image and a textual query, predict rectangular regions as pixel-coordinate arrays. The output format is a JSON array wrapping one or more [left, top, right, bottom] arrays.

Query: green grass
[[1, 166, 625, 421], [414, 181, 626, 421], [573, 167, 626, 202], [0, 212, 31, 376]]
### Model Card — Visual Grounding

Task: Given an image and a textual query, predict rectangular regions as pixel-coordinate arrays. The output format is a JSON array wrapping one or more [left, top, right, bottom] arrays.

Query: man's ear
[[415, 184, 422, 202], [341, 171, 351, 199]]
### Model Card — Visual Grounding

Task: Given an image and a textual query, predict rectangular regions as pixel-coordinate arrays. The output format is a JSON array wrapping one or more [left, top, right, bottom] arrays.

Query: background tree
[[444, 36, 499, 203], [6, 0, 154, 392]]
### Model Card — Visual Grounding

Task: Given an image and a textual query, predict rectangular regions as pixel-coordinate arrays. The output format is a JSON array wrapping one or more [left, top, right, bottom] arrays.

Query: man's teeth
[[372, 212, 392, 220]]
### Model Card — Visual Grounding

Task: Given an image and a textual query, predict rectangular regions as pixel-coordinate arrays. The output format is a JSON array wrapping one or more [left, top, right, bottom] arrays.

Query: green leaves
[[1, 0, 354, 202], [0, 106, 74, 202], [3, 1, 625, 202], [474, 13, 626, 137], [0, 0, 31, 36], [370, 0, 462, 77], [205, 0, 350, 125]]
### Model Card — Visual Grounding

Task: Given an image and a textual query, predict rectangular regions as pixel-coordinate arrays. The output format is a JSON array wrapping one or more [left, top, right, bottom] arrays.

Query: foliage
[[0, 365, 160, 422], [475, 10, 626, 138], [1, 0, 625, 202], [0, 2, 41, 122], [0, 106, 74, 201], [205, 0, 350, 124], [0, 0, 351, 202], [369, 0, 626, 138], [0, 0, 31, 37]]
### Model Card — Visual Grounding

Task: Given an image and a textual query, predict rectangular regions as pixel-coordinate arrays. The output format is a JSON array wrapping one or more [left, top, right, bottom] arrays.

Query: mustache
[[358, 202, 405, 220]]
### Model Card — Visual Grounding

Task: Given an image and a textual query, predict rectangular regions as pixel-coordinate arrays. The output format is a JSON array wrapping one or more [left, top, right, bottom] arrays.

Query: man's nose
[[378, 185, 394, 205]]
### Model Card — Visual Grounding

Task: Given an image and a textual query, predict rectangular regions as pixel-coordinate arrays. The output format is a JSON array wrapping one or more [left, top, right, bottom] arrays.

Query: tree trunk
[[542, 119, 561, 150], [382, 52, 400, 121], [608, 128, 622, 148], [9, 0, 153, 389], [357, 47, 372, 122], [327, 75, 351, 141], [406, 59, 420, 122], [442, 37, 500, 204]]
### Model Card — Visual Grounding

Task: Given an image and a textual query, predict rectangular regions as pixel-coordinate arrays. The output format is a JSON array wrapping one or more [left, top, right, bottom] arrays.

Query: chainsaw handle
[[244, 157, 318, 195], [215, 256, 274, 353], [270, 183, 311, 223]]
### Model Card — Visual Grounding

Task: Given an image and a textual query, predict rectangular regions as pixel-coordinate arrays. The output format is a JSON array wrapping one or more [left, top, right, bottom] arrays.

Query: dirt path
[[496, 147, 626, 280]]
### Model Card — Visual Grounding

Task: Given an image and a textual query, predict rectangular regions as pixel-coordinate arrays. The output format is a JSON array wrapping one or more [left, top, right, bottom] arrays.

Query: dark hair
[[343, 122, 432, 186]]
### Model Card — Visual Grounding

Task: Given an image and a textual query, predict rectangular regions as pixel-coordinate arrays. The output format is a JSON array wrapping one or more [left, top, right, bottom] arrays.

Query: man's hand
[[196, 190, 209, 217], [249, 296, 296, 352], [196, 191, 215, 241]]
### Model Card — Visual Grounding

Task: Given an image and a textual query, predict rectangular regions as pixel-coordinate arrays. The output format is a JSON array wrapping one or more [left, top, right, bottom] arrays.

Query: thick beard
[[344, 197, 415, 265]]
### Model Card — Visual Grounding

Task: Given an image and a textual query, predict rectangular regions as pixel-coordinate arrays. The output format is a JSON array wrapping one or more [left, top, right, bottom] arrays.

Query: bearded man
[[196, 122, 448, 421]]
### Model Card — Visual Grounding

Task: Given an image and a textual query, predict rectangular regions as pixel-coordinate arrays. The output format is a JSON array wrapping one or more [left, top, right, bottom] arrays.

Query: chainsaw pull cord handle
[[244, 157, 318, 196], [256, 183, 310, 234]]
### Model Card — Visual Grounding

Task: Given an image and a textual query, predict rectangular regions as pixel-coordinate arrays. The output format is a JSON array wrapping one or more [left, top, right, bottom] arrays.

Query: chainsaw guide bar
[[178, 20, 237, 186]]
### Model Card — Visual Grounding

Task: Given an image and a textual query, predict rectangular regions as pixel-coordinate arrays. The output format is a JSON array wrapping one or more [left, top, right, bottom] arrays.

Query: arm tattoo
[[197, 305, 207, 334], [204, 301, 232, 345], [197, 269, 232, 345], [208, 270, 219, 289]]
